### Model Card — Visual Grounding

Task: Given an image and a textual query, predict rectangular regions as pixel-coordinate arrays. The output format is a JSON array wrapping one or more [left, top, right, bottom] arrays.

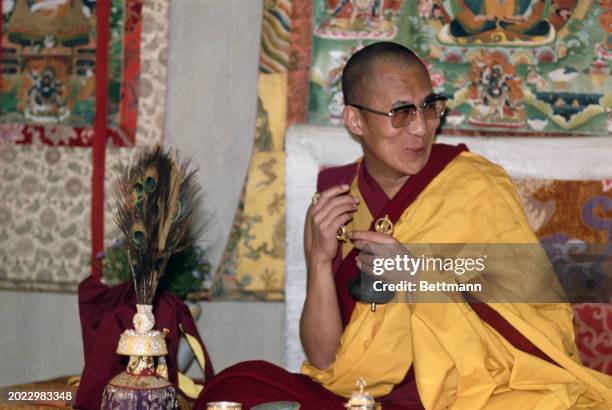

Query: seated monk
[[195, 42, 612, 409], [449, 0, 551, 39]]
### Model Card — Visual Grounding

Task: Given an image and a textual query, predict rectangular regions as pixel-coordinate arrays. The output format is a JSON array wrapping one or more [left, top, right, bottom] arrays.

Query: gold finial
[[374, 215, 393, 236], [357, 377, 366, 393]]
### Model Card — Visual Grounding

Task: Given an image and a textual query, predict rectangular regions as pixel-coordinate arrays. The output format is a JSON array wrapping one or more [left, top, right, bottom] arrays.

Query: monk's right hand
[[305, 184, 359, 265]]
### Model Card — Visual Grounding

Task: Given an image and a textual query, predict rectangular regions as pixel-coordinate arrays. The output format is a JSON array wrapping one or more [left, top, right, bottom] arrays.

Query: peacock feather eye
[[145, 176, 157, 193], [134, 181, 145, 199], [132, 231, 145, 247], [144, 168, 158, 193], [131, 222, 146, 247]]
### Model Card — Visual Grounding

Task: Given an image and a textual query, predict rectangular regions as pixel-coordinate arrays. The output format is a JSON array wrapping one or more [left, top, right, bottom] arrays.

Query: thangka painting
[[0, 0, 141, 146], [308, 0, 612, 136]]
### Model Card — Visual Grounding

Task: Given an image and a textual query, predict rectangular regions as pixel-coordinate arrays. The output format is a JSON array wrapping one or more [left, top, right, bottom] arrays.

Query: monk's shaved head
[[342, 42, 428, 106]]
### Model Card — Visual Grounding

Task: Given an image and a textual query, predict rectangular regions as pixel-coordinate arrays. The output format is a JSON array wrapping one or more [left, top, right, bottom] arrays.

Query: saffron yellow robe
[[302, 151, 612, 409]]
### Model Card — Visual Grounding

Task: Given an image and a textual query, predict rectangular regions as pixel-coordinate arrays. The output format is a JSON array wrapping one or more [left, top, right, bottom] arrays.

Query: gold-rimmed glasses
[[349, 94, 447, 128]]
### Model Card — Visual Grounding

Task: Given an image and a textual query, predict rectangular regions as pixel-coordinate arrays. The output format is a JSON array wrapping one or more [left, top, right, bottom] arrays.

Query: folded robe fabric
[[75, 276, 214, 409]]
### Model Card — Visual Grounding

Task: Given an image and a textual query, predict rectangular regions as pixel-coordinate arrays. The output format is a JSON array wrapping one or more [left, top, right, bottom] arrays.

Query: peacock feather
[[112, 145, 201, 304]]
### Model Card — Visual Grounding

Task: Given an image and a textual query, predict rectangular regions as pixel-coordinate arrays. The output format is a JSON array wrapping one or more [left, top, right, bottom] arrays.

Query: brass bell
[[348, 270, 395, 310], [348, 214, 396, 312]]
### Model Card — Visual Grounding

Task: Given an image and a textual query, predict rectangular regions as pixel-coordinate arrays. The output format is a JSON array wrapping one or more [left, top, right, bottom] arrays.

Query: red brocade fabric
[[75, 276, 214, 410]]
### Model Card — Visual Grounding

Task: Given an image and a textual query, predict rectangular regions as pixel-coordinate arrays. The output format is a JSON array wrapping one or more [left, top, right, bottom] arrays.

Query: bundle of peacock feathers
[[112, 145, 201, 305]]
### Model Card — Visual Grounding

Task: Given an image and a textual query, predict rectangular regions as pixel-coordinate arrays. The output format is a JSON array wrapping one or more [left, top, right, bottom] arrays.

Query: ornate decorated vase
[[101, 304, 178, 410]]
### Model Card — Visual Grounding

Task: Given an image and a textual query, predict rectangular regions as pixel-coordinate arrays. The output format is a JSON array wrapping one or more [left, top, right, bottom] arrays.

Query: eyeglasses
[[349, 95, 447, 128]]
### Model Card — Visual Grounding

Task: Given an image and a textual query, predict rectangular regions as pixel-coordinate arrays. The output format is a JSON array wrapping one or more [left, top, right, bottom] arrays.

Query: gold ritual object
[[374, 215, 394, 236], [344, 378, 380, 410]]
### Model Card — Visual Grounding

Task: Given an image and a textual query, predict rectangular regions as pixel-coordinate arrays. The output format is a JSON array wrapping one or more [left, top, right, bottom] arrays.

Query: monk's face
[[345, 60, 439, 179]]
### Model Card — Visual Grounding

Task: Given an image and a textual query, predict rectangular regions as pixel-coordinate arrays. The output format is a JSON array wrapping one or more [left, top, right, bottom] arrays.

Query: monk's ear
[[344, 105, 364, 136]]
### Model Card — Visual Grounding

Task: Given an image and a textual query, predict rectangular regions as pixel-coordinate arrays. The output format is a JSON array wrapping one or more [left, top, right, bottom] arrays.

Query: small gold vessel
[[344, 378, 381, 410]]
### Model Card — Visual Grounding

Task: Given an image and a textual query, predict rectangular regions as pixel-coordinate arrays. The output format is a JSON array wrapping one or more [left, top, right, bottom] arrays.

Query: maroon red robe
[[195, 144, 554, 410], [75, 276, 214, 409]]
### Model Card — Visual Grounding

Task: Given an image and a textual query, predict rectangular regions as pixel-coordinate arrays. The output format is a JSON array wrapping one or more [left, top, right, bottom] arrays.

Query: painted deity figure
[[328, 0, 384, 29], [479, 65, 514, 119], [26, 67, 69, 122], [315, 0, 402, 39], [448, 0, 552, 41], [467, 51, 525, 127], [30, 69, 62, 105]]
